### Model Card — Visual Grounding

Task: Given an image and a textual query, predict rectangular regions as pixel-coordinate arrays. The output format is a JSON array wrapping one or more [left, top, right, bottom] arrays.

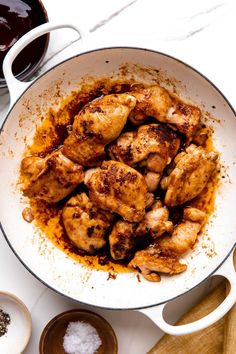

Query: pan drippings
[[20, 79, 220, 280]]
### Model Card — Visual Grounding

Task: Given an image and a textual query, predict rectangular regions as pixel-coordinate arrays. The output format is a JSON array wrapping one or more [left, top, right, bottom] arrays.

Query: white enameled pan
[[0, 23, 235, 335]]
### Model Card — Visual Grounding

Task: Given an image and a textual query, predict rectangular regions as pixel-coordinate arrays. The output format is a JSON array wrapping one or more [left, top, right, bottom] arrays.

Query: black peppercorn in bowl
[[0, 291, 32, 353], [0, 0, 49, 89]]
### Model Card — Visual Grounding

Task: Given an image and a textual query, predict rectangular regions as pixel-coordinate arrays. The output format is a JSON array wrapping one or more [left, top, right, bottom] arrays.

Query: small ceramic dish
[[0, 0, 49, 89], [39, 309, 118, 354], [0, 291, 32, 354]]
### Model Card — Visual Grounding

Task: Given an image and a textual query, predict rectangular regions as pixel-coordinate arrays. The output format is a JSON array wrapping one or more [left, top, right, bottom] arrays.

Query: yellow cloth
[[148, 251, 236, 354]]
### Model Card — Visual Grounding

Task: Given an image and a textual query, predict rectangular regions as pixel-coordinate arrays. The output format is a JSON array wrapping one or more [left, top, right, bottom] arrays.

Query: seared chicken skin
[[129, 245, 186, 282], [109, 124, 180, 170], [161, 144, 218, 207], [109, 220, 137, 260], [137, 200, 173, 238], [129, 207, 205, 281], [157, 207, 206, 255], [85, 160, 148, 222], [63, 93, 136, 166], [109, 201, 172, 261], [109, 124, 180, 191], [21, 150, 84, 203], [62, 193, 114, 254], [129, 85, 201, 138]]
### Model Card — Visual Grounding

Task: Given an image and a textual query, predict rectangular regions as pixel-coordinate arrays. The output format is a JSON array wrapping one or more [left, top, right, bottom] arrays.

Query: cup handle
[[138, 248, 236, 335], [3, 22, 86, 108]]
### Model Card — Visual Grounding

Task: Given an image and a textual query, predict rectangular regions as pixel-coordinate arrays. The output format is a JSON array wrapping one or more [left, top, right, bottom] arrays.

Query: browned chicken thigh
[[129, 245, 186, 282], [109, 201, 172, 261], [109, 124, 180, 169], [129, 85, 201, 138], [129, 207, 205, 281], [161, 144, 219, 207], [129, 85, 172, 125], [85, 160, 148, 222], [21, 150, 84, 203], [63, 93, 136, 166], [136, 200, 173, 238], [157, 207, 206, 255], [109, 220, 137, 260], [109, 124, 180, 191], [62, 193, 114, 254]]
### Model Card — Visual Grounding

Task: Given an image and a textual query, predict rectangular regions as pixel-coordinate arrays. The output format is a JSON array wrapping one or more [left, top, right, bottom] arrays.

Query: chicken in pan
[[21, 82, 219, 282]]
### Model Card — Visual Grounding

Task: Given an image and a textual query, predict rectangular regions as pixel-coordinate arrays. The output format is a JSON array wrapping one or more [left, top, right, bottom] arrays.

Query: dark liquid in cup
[[0, 0, 48, 84]]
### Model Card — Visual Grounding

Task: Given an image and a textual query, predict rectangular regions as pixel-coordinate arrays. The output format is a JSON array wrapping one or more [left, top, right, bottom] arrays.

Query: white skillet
[[0, 23, 235, 336]]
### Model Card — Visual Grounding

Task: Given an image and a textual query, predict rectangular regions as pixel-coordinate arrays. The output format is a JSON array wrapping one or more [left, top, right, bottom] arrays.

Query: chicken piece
[[161, 144, 218, 207], [157, 207, 206, 255], [129, 85, 172, 125], [109, 201, 172, 260], [129, 244, 187, 282], [109, 124, 180, 171], [129, 206, 205, 281], [109, 220, 136, 260], [145, 172, 161, 192], [137, 200, 173, 238], [109, 124, 180, 191], [192, 126, 209, 146], [146, 192, 155, 209], [21, 150, 84, 203], [129, 85, 201, 138], [62, 193, 114, 254], [63, 93, 136, 166], [166, 99, 201, 138], [85, 160, 148, 222]]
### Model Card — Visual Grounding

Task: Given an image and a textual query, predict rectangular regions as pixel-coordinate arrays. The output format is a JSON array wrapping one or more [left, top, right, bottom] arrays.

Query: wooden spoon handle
[[223, 250, 236, 354]]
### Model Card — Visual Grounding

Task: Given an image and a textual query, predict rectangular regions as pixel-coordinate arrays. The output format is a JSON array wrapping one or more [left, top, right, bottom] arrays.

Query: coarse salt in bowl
[[39, 309, 118, 354], [63, 321, 102, 354]]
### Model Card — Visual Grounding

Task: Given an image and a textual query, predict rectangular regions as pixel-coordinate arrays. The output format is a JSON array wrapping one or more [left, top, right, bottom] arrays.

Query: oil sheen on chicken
[[85, 160, 148, 222], [109, 124, 180, 192], [129, 85, 201, 138], [161, 144, 219, 207], [21, 149, 84, 203], [62, 193, 114, 254], [129, 207, 206, 281], [63, 93, 136, 166]]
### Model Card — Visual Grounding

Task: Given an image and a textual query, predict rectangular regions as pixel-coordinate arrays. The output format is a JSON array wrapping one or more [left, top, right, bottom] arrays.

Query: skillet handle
[[3, 22, 86, 109], [138, 249, 236, 335]]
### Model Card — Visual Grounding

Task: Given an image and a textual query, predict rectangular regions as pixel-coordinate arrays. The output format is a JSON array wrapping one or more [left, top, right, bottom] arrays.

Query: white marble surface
[[0, 0, 235, 353]]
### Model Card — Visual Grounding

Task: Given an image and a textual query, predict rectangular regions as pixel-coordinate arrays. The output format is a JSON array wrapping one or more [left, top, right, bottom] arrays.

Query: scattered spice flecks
[[0, 309, 11, 337], [107, 272, 117, 281]]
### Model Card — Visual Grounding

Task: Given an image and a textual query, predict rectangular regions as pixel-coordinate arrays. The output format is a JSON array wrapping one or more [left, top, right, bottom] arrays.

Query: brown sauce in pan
[[21, 80, 219, 273]]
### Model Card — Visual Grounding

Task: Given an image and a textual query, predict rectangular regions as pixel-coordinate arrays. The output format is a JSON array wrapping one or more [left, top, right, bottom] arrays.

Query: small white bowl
[[0, 291, 32, 354]]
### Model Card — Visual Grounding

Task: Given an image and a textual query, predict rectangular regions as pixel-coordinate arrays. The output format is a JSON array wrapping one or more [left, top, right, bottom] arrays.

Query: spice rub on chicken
[[109, 220, 138, 261], [63, 93, 136, 166], [161, 144, 219, 207], [136, 200, 173, 238], [20, 80, 219, 282], [21, 149, 84, 203], [129, 207, 206, 281], [129, 85, 201, 138], [85, 160, 148, 222], [62, 193, 114, 254], [109, 124, 180, 192], [108, 200, 173, 261]]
